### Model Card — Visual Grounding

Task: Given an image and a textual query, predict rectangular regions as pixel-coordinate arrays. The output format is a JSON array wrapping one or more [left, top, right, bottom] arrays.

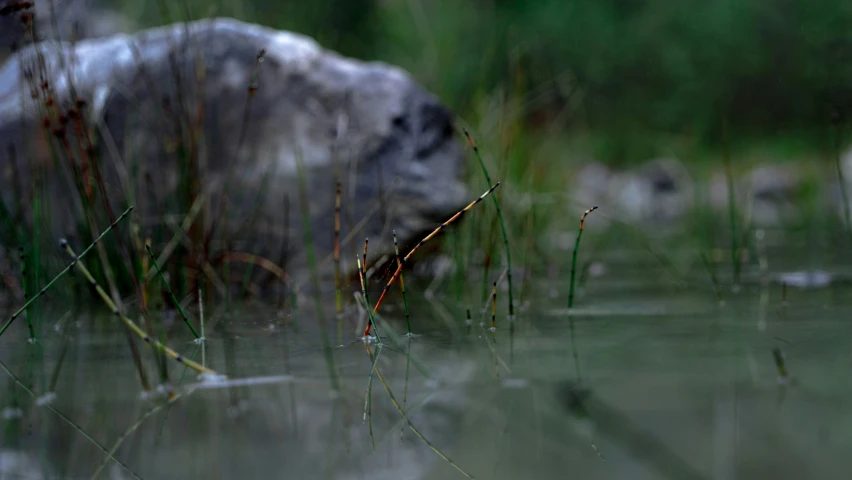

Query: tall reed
[[464, 130, 515, 324], [295, 153, 339, 391], [567, 206, 597, 386]]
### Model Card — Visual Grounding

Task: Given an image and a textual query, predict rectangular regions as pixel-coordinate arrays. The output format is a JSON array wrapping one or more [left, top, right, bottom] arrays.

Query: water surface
[[2, 244, 852, 480]]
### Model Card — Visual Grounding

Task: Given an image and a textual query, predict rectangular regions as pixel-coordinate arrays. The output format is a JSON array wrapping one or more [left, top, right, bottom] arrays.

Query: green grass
[[4, 5, 852, 478]]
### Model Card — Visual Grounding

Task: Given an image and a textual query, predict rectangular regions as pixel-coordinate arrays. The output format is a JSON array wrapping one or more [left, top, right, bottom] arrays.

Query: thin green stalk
[[295, 154, 339, 392], [721, 117, 740, 287], [568, 206, 598, 309], [31, 174, 42, 336], [357, 257, 382, 342], [490, 281, 497, 331], [402, 332, 412, 441], [90, 394, 182, 480], [363, 344, 382, 451], [46, 325, 71, 393], [568, 206, 597, 386], [0, 206, 134, 339], [480, 213, 498, 303], [334, 181, 343, 344], [18, 246, 36, 341], [157, 344, 202, 444], [145, 244, 200, 338], [198, 287, 206, 367], [464, 129, 515, 323], [394, 230, 414, 438], [393, 231, 412, 334]]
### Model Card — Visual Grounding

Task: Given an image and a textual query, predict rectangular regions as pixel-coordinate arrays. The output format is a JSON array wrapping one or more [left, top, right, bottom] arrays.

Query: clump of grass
[[60, 237, 216, 376], [0, 207, 135, 339]]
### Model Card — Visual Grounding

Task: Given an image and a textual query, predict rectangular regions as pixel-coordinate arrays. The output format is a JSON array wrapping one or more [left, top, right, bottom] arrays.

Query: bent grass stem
[[364, 342, 474, 479], [364, 182, 500, 336], [0, 206, 134, 339], [61, 240, 216, 376]]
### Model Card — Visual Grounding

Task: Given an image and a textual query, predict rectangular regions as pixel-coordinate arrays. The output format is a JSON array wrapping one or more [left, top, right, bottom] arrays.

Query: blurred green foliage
[[110, 0, 852, 162]]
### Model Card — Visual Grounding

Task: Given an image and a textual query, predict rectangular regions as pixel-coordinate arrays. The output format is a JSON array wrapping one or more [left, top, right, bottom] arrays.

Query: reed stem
[[364, 182, 500, 335], [18, 246, 36, 341], [61, 240, 216, 376], [464, 129, 515, 323], [568, 206, 598, 309], [146, 244, 200, 338], [295, 153, 340, 391]]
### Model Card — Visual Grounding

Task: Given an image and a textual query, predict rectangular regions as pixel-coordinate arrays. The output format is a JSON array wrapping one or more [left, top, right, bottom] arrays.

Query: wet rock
[[747, 164, 804, 226], [774, 270, 833, 289], [610, 157, 694, 224], [569, 158, 693, 225], [570, 161, 611, 206], [0, 449, 46, 479], [0, 18, 468, 285], [709, 163, 808, 226]]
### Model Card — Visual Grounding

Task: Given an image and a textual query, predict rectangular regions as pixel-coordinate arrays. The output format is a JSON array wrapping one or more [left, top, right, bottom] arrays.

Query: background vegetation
[[113, 0, 852, 165]]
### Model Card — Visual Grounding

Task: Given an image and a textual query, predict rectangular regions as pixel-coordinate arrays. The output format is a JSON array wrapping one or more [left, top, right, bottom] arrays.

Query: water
[[2, 244, 852, 479]]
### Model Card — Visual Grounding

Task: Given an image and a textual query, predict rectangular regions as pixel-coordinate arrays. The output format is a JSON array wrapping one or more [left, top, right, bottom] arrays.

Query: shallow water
[[2, 242, 852, 480]]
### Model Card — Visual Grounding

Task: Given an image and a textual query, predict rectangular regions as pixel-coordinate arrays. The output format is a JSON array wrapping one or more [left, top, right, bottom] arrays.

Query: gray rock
[[568, 158, 693, 226], [710, 164, 806, 226], [569, 161, 611, 205], [746, 164, 803, 226], [0, 18, 468, 287], [0, 449, 46, 479], [774, 270, 833, 289], [611, 157, 694, 224]]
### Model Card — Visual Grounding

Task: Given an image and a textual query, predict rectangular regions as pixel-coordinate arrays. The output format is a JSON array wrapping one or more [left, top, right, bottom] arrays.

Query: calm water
[[2, 242, 852, 480]]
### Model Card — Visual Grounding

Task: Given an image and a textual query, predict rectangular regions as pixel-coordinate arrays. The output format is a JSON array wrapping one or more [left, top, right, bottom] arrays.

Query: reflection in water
[[2, 259, 852, 480]]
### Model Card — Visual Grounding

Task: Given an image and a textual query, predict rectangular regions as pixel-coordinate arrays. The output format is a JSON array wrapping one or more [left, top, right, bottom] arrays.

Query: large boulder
[[0, 18, 468, 289]]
